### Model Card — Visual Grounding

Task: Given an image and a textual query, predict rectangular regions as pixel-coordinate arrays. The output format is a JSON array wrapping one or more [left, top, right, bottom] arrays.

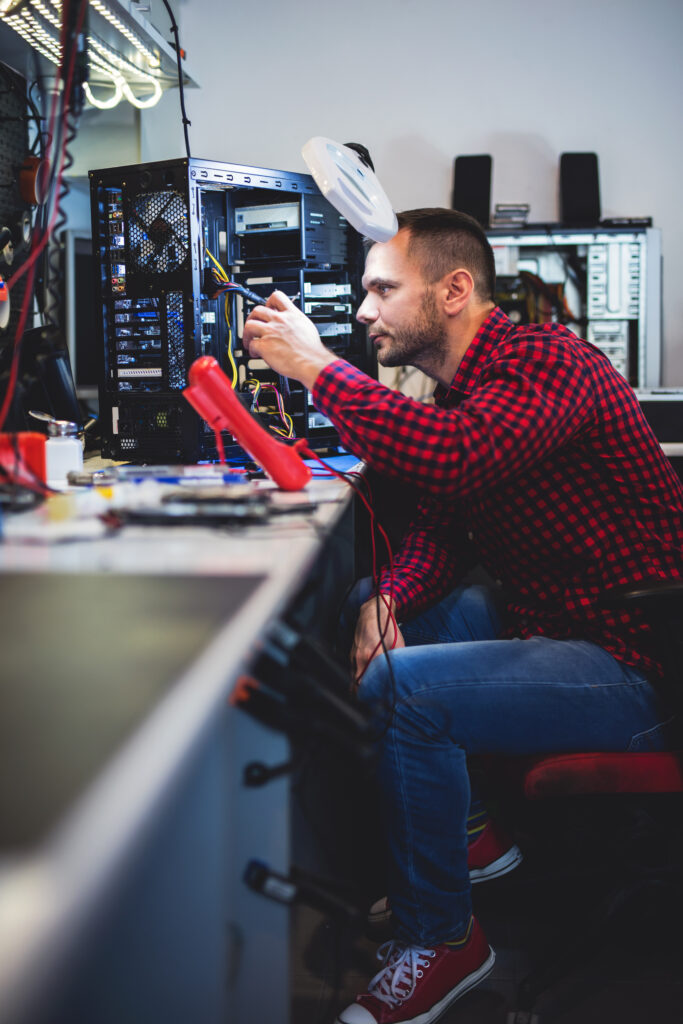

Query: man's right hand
[[351, 595, 405, 687], [243, 290, 337, 390]]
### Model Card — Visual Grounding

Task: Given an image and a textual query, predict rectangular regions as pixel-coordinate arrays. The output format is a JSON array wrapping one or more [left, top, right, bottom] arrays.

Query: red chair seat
[[523, 751, 683, 799]]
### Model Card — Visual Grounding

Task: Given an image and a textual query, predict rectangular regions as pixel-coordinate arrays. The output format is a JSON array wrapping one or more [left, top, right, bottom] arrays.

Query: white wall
[[141, 0, 683, 382], [71, 104, 140, 180]]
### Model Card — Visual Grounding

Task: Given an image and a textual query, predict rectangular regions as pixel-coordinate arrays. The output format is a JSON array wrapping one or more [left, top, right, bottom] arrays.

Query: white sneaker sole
[[469, 843, 523, 884]]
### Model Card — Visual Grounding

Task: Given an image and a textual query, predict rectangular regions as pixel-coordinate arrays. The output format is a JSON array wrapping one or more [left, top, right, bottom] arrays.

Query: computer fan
[[128, 189, 189, 274]]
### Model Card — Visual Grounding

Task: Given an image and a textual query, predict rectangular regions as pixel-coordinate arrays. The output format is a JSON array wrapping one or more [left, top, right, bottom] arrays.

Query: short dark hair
[[395, 208, 496, 301]]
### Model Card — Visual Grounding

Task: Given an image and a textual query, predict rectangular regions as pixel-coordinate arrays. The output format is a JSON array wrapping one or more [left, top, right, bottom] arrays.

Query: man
[[243, 209, 683, 1024]]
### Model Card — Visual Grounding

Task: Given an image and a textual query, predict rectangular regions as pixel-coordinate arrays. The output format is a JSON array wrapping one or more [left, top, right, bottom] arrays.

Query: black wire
[[27, 81, 48, 159], [43, 0, 84, 329], [45, 106, 77, 329], [160, 0, 191, 159], [41, 0, 84, 212]]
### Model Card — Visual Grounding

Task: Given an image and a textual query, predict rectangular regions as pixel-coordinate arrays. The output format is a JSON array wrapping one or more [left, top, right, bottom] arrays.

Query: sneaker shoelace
[[368, 941, 437, 1007]]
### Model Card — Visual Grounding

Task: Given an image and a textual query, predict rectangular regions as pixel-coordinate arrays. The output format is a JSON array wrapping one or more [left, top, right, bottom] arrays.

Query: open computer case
[[89, 157, 375, 463]]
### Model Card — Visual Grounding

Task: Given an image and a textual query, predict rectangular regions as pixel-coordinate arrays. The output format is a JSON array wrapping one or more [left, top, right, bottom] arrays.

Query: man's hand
[[351, 595, 405, 686], [243, 290, 338, 390]]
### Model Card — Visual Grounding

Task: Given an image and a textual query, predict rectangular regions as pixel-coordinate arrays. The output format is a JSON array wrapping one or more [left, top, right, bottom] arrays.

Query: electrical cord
[[160, 0, 191, 159], [45, 0, 87, 322], [0, 0, 87, 431], [204, 245, 268, 389], [297, 446, 399, 735], [45, 105, 79, 329], [253, 381, 294, 438], [205, 249, 266, 305], [27, 80, 49, 159]]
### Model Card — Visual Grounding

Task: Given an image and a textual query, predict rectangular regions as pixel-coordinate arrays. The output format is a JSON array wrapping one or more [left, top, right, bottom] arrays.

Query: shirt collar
[[434, 306, 514, 407]]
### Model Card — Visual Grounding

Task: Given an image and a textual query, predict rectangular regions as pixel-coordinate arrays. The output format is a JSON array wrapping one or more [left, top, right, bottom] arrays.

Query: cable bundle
[[244, 378, 294, 439], [0, 0, 87, 493], [204, 244, 294, 442]]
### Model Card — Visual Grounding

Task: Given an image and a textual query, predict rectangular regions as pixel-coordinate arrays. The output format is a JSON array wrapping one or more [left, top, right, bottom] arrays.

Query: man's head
[[356, 208, 496, 379], [394, 208, 496, 302]]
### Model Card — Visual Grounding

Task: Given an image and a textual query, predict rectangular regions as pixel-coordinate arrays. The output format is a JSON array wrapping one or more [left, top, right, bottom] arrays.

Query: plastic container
[[45, 419, 83, 489]]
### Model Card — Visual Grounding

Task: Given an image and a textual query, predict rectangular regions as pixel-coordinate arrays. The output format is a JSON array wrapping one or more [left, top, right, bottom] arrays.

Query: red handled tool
[[183, 356, 312, 491], [0, 431, 46, 488]]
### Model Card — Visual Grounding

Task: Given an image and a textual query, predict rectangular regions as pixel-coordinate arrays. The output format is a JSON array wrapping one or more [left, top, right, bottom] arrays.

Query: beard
[[375, 288, 448, 368]]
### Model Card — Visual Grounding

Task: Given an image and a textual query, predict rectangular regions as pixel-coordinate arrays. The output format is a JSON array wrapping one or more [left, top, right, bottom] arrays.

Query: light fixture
[[0, 0, 195, 110], [120, 76, 161, 108], [83, 72, 122, 109]]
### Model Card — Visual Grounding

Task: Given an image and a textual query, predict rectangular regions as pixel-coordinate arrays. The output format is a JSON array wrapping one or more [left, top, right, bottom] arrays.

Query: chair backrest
[[523, 751, 683, 799], [601, 581, 683, 718]]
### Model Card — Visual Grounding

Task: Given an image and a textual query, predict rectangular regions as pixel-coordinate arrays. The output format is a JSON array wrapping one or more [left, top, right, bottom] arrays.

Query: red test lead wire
[[298, 445, 398, 681]]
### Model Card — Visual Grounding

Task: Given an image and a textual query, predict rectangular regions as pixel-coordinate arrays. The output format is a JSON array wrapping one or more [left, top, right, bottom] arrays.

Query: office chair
[[505, 580, 683, 1023]]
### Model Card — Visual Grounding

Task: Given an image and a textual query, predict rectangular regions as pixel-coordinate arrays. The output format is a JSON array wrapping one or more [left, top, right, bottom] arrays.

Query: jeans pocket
[[627, 715, 678, 752]]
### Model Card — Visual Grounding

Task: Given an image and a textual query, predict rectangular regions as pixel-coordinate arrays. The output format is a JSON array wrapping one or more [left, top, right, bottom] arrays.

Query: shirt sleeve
[[312, 342, 596, 502], [375, 494, 479, 617]]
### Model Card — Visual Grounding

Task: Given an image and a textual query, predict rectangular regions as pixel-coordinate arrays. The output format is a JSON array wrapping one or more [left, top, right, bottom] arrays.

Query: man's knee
[[356, 649, 393, 706]]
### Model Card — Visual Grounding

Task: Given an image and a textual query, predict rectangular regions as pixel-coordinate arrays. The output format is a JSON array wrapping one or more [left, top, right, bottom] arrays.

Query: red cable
[[297, 444, 398, 681], [0, 0, 87, 432]]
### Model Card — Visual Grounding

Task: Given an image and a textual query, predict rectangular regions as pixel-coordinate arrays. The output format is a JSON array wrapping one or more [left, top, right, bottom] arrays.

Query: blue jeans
[[347, 580, 677, 946]]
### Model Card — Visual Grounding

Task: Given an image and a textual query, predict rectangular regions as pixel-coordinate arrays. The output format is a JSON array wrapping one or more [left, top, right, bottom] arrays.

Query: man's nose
[[356, 295, 378, 324]]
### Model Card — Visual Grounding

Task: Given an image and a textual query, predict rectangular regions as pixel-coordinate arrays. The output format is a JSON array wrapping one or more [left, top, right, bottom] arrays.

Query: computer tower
[[487, 224, 662, 388], [89, 157, 374, 463]]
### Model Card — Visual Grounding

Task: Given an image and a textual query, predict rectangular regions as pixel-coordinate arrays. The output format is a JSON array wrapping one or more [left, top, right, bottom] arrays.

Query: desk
[[0, 470, 356, 1024]]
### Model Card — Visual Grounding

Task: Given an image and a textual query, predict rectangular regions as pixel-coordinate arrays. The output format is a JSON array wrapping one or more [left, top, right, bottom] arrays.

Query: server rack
[[89, 157, 373, 463]]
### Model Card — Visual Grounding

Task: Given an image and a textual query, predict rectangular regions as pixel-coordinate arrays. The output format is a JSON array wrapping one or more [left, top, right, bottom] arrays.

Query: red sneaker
[[467, 819, 523, 883], [336, 917, 495, 1023], [368, 821, 522, 928]]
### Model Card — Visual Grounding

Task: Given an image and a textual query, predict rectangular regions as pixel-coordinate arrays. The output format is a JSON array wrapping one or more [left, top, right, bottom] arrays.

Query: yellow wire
[[224, 294, 237, 388], [245, 379, 261, 410], [205, 245, 237, 386], [205, 245, 229, 282], [243, 378, 293, 437], [283, 410, 294, 437]]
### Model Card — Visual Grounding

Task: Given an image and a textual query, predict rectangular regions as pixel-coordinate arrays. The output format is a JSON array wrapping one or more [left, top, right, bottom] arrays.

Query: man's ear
[[442, 269, 474, 315]]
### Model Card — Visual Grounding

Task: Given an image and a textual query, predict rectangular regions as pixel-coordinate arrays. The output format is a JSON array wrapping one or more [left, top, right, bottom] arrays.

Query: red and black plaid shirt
[[313, 307, 683, 675]]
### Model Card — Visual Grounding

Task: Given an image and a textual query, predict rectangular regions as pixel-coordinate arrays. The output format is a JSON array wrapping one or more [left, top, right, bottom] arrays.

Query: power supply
[[89, 157, 374, 463]]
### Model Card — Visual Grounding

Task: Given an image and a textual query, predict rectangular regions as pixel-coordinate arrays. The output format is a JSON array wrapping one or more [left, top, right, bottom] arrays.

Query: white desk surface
[[0, 468, 355, 1024]]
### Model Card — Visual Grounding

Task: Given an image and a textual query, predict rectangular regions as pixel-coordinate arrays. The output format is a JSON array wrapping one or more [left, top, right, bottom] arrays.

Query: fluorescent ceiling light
[[0, 0, 196, 110]]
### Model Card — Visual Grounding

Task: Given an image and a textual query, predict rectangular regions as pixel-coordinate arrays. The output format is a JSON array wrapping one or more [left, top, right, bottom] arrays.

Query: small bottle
[[46, 419, 83, 489]]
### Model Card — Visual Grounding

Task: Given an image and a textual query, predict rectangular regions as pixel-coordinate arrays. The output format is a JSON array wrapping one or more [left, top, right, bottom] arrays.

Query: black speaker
[[452, 155, 492, 228], [559, 152, 601, 226]]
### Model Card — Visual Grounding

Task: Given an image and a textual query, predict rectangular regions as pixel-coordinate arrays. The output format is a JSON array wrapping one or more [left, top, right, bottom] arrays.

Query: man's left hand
[[243, 290, 338, 390]]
